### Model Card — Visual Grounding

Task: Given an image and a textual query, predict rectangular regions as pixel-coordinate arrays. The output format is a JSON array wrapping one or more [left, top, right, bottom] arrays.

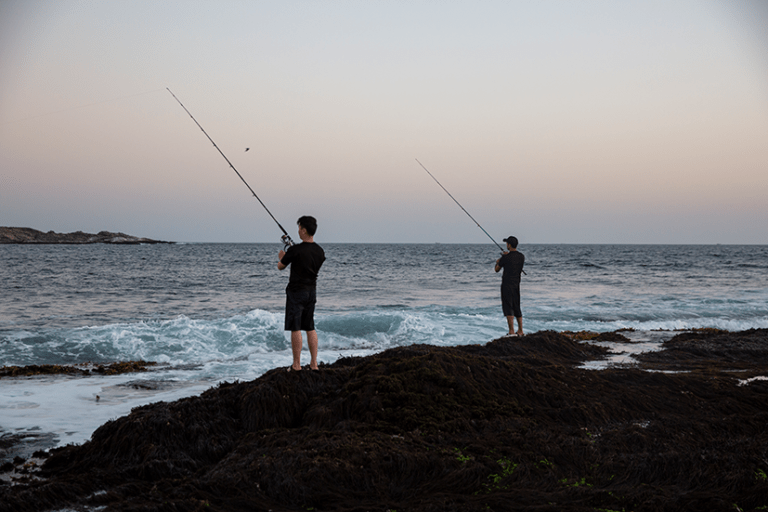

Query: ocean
[[2, 243, 767, 457]]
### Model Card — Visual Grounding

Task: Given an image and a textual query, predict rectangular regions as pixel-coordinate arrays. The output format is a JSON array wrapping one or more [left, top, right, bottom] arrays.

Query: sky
[[1, 1, 766, 244]]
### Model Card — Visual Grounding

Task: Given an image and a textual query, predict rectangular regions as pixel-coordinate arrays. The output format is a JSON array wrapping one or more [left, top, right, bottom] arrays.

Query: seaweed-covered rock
[[2, 331, 768, 512], [637, 328, 768, 370], [0, 361, 156, 378]]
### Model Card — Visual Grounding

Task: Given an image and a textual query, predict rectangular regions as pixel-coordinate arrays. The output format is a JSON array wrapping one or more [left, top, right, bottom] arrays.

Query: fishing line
[[167, 88, 293, 248]]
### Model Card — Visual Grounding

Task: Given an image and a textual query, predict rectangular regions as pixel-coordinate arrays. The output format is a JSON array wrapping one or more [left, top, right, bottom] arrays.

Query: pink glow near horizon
[[1, 1, 766, 244]]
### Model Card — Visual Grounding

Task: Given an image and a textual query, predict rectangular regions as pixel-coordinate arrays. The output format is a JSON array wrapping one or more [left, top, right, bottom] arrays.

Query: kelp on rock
[[2, 329, 768, 512]]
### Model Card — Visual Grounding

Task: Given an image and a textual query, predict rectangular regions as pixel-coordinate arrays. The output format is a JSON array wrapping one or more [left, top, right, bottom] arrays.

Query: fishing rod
[[416, 158, 506, 252], [416, 159, 527, 273], [167, 88, 294, 249]]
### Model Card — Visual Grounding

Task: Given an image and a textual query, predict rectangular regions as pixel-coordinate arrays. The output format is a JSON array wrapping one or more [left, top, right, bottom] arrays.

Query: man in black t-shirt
[[494, 235, 525, 336], [278, 216, 326, 370]]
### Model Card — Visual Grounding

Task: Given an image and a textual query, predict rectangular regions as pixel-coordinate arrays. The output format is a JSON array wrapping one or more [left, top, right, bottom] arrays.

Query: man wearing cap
[[495, 236, 525, 336]]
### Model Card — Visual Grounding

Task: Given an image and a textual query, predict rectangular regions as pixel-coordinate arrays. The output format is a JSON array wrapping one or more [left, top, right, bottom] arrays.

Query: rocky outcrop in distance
[[0, 227, 173, 244]]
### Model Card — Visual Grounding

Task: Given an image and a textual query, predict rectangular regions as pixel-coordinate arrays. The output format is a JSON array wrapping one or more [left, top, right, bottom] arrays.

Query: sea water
[[2, 243, 767, 456]]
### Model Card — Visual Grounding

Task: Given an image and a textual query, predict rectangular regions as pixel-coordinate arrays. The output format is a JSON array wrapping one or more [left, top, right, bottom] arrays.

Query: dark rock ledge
[[0, 361, 156, 378], [1, 330, 767, 512], [0, 227, 173, 244]]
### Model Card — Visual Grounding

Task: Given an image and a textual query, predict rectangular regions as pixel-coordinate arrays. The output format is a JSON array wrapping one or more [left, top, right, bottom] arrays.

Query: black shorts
[[285, 288, 317, 332], [501, 283, 522, 318]]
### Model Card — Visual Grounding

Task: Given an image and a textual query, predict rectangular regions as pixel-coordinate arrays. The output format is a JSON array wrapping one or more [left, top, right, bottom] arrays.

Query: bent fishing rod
[[416, 158, 526, 273], [167, 88, 294, 249]]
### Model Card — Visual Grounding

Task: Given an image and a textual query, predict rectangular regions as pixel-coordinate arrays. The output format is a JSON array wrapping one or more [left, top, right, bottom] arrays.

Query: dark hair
[[297, 216, 317, 236]]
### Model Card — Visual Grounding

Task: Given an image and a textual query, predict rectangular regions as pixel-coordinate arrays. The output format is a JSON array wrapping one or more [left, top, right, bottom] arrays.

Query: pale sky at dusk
[[1, 1, 766, 244]]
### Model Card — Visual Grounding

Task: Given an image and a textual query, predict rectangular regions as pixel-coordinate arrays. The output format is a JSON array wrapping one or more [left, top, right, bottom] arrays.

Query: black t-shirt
[[499, 250, 525, 287], [281, 242, 325, 291]]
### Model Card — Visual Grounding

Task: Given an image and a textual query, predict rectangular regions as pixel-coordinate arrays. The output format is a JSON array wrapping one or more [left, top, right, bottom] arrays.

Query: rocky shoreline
[[1, 329, 767, 511], [0, 227, 173, 244], [0, 361, 156, 378]]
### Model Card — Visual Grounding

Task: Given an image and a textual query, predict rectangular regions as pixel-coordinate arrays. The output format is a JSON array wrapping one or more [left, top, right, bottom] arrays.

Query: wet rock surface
[[2, 330, 768, 511], [0, 227, 172, 244], [0, 361, 157, 378], [637, 328, 768, 371]]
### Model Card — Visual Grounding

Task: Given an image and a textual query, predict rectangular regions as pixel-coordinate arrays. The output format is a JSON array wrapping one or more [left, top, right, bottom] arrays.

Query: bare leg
[[506, 316, 515, 335], [291, 330, 303, 370], [307, 330, 319, 370], [516, 317, 523, 336]]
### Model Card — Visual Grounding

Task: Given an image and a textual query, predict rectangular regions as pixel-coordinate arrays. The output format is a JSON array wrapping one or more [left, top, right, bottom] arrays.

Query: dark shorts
[[285, 288, 317, 332], [501, 283, 522, 318]]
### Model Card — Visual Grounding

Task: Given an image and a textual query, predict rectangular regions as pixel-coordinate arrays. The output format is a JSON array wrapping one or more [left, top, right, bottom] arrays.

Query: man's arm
[[495, 251, 508, 273], [277, 250, 287, 271]]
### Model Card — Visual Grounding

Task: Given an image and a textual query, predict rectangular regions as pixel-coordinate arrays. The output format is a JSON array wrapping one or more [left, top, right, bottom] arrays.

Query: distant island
[[0, 227, 173, 244]]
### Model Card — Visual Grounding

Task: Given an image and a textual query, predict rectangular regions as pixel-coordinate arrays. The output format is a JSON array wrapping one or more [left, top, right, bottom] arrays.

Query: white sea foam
[[578, 331, 674, 370], [1, 373, 214, 449], [527, 316, 768, 334], [737, 376, 768, 386]]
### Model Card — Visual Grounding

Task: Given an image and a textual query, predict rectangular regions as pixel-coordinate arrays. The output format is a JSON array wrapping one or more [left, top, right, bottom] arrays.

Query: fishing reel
[[281, 234, 295, 251]]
